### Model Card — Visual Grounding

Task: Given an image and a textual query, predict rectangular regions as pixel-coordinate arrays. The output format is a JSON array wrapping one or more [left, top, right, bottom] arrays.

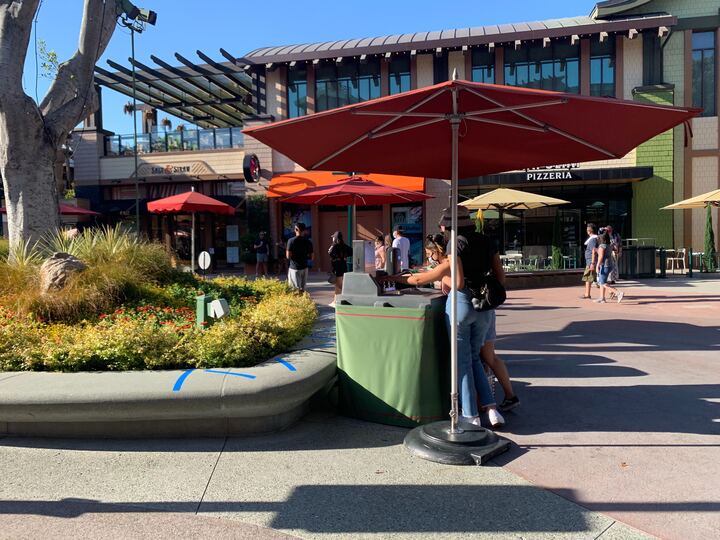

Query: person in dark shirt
[[389, 206, 507, 429], [253, 231, 269, 278], [328, 230, 352, 305], [581, 223, 599, 299], [286, 223, 313, 292]]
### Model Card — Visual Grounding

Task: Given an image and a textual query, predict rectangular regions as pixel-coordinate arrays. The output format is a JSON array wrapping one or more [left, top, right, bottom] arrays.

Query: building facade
[[60, 0, 719, 270]]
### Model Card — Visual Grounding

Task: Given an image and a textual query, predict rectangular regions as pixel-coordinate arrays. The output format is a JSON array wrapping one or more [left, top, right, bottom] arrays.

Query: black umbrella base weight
[[404, 420, 511, 466]]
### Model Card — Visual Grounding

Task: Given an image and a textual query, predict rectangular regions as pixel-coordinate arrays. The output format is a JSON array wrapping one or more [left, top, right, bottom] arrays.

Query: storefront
[[459, 163, 654, 264]]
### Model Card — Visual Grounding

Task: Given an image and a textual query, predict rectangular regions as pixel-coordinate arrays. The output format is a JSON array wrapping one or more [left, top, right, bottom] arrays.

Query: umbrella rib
[[463, 87, 618, 158], [465, 116, 548, 132], [463, 99, 567, 117], [369, 117, 446, 139], [353, 111, 447, 118], [312, 87, 448, 170]]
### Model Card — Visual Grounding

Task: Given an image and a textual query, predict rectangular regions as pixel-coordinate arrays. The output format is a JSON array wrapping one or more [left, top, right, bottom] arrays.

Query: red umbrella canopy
[[282, 176, 433, 206], [147, 190, 235, 215], [0, 204, 100, 216], [244, 80, 699, 179]]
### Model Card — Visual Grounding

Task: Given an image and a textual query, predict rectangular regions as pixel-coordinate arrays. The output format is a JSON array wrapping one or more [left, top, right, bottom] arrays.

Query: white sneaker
[[594, 298, 606, 304], [460, 415, 483, 427], [487, 408, 505, 429], [616, 292, 624, 304]]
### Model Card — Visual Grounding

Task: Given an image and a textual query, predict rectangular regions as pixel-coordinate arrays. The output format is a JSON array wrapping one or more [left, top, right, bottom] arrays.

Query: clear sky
[[24, 0, 598, 135]]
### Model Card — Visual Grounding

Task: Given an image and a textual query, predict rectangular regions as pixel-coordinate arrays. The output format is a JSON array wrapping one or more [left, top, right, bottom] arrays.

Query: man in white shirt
[[392, 226, 411, 271]]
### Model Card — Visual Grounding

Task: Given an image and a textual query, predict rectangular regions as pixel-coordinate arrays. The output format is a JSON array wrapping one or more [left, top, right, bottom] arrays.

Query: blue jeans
[[445, 289, 496, 417]]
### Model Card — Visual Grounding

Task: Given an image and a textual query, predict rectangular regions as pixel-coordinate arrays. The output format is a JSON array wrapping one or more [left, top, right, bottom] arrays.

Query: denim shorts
[[598, 266, 611, 285], [486, 310, 497, 342]]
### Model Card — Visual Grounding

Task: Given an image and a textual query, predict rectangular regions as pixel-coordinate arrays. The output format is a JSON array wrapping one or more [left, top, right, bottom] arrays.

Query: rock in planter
[[40, 253, 87, 293]]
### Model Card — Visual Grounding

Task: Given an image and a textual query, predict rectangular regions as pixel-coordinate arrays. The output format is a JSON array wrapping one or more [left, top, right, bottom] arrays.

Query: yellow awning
[[460, 188, 570, 210], [661, 188, 720, 210]]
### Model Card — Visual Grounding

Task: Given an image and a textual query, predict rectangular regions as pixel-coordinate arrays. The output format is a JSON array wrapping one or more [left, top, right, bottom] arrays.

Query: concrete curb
[[0, 307, 337, 438]]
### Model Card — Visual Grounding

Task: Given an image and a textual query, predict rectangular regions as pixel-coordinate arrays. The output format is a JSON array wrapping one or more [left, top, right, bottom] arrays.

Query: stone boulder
[[40, 253, 87, 293]]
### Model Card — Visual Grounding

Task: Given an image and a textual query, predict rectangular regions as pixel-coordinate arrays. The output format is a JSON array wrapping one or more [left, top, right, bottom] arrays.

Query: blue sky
[[25, 0, 598, 134]]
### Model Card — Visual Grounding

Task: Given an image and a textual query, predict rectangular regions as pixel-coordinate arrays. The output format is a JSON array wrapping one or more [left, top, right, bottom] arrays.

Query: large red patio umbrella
[[282, 175, 432, 240], [147, 188, 235, 272], [245, 78, 699, 463]]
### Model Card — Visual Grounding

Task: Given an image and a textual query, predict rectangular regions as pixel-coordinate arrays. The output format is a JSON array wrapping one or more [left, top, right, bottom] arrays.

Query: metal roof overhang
[[95, 50, 256, 129], [459, 166, 654, 190], [241, 13, 676, 65]]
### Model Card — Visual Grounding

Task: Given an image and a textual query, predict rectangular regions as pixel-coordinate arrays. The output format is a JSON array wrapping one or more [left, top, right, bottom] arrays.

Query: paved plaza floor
[[1, 276, 718, 539]]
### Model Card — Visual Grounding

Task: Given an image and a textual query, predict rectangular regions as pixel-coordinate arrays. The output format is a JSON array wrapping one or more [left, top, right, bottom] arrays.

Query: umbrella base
[[404, 420, 511, 466]]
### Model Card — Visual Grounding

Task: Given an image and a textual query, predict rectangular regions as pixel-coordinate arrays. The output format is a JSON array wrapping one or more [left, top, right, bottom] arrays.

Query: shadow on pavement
[[497, 319, 720, 352], [0, 484, 604, 535]]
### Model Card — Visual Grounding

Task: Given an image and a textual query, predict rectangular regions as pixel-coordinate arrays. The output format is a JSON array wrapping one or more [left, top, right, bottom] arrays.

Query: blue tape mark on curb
[[275, 358, 297, 372], [204, 369, 256, 379], [172, 369, 195, 392]]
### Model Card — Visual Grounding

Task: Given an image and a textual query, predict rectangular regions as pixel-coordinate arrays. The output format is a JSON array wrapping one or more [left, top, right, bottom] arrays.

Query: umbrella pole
[[352, 204, 358, 240], [191, 211, 196, 273], [449, 117, 460, 434]]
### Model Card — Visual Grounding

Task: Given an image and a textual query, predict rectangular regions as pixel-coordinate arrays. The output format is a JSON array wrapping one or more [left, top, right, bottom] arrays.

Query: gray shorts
[[288, 268, 308, 291], [256, 253, 268, 263]]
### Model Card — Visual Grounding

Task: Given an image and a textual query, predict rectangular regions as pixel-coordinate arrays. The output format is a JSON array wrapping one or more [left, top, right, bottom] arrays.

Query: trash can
[[336, 271, 449, 428], [620, 245, 657, 278]]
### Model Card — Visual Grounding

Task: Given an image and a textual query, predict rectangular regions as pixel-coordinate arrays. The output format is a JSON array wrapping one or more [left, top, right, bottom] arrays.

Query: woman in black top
[[328, 231, 352, 304]]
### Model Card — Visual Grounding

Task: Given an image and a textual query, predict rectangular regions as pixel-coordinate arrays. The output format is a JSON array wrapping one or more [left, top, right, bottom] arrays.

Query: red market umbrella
[[147, 188, 235, 272], [244, 78, 699, 463], [0, 204, 100, 216], [282, 175, 433, 240]]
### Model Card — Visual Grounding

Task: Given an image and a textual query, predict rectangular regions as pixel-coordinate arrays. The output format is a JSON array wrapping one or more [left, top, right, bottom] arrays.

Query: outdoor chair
[[667, 248, 686, 273]]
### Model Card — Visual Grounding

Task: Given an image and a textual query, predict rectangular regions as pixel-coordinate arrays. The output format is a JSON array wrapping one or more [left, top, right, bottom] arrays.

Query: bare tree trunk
[[0, 0, 119, 250], [0, 93, 60, 248]]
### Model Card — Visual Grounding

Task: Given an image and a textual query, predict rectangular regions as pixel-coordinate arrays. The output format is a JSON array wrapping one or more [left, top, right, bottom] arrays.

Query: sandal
[[579, 295, 591, 299]]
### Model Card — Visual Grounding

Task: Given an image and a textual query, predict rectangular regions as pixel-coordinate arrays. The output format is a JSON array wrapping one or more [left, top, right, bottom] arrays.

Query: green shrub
[[0, 238, 8, 261]]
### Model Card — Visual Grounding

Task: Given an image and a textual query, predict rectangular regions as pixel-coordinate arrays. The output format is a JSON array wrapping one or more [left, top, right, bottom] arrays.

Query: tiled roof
[[242, 13, 675, 65]]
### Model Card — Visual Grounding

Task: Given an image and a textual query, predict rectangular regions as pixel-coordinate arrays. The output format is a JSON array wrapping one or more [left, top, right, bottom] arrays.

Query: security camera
[[119, 0, 157, 26], [137, 8, 157, 25]]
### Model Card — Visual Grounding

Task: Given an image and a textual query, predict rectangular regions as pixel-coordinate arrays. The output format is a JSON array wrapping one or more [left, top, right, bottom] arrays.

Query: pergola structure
[[94, 49, 260, 128]]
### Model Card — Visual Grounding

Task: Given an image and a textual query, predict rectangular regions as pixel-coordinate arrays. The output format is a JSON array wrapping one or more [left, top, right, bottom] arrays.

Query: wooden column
[[494, 46, 504, 85], [306, 63, 316, 114], [464, 49, 473, 81], [410, 54, 418, 89], [683, 30, 693, 249], [580, 38, 591, 95], [615, 35, 624, 99], [380, 59, 390, 96]]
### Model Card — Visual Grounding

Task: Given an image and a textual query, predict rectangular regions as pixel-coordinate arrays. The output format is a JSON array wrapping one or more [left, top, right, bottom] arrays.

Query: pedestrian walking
[[392, 225, 411, 271], [595, 230, 624, 304], [580, 223, 599, 299], [286, 223, 313, 292], [607, 225, 622, 283], [253, 231, 269, 278], [328, 231, 352, 305]]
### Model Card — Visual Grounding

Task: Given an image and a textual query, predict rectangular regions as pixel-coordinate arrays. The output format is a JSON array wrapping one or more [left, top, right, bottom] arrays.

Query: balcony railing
[[104, 127, 244, 156]]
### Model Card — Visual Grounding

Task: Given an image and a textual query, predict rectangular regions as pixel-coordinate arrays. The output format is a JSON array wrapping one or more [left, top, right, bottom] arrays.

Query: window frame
[[692, 30, 717, 117]]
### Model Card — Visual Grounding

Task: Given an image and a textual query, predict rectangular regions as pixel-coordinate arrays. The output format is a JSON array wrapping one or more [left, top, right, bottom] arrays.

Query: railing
[[104, 127, 244, 156]]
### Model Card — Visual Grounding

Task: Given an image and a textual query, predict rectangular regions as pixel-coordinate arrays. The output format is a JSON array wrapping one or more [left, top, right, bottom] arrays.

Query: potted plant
[[161, 118, 172, 131]]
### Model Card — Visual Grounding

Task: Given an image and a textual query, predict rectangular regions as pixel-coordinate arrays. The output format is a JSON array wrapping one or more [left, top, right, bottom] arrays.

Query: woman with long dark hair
[[328, 231, 352, 306]]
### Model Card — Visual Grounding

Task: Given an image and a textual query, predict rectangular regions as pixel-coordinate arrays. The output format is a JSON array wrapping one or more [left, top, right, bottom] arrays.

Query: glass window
[[230, 127, 244, 148], [287, 65, 308, 118], [389, 54, 411, 94], [471, 48, 494, 83], [504, 39, 579, 93], [150, 132, 166, 153], [167, 131, 182, 152], [315, 59, 380, 112], [693, 31, 716, 117], [215, 128, 231, 149], [183, 129, 199, 151], [199, 129, 215, 150], [590, 37, 615, 97]]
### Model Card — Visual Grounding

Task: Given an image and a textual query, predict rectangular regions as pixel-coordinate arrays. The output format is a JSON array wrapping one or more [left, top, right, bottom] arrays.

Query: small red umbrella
[[282, 175, 433, 240], [147, 188, 235, 272], [245, 78, 700, 462], [0, 204, 100, 216]]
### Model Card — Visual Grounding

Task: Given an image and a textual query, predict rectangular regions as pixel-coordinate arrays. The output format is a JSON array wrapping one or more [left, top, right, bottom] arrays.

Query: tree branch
[[41, 0, 120, 141], [0, 0, 41, 92]]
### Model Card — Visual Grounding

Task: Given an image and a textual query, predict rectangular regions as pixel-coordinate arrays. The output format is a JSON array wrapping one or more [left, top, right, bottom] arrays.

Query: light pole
[[119, 2, 157, 235]]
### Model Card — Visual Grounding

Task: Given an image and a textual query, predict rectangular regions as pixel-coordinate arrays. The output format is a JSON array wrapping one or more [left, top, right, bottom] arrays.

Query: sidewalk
[[2, 277, 717, 539]]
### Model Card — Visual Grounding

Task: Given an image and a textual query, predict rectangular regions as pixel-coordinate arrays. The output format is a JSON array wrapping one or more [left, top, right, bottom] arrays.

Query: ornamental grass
[[0, 228, 317, 372]]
